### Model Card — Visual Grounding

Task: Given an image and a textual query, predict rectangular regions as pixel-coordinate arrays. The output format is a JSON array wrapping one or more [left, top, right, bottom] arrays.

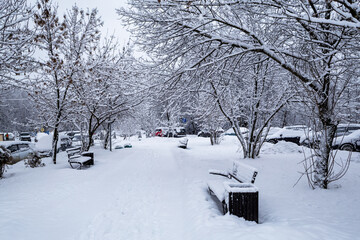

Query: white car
[[223, 127, 249, 136], [0, 141, 40, 164], [35, 133, 72, 157], [267, 125, 309, 145], [300, 124, 360, 148], [332, 129, 360, 152], [35, 133, 53, 157], [71, 134, 83, 147], [19, 132, 31, 142]]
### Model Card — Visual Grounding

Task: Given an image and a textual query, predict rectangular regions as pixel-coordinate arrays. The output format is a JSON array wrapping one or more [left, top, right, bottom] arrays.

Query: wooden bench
[[207, 161, 259, 223], [66, 147, 94, 169]]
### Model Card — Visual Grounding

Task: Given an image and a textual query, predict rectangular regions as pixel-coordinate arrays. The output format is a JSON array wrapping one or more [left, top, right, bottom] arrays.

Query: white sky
[[31, 0, 131, 44]]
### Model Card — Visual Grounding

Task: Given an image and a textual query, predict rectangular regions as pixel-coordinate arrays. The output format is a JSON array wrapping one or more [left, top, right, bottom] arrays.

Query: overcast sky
[[31, 0, 131, 44]]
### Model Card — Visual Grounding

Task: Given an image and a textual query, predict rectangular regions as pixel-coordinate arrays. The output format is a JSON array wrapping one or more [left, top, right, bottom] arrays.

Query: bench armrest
[[209, 169, 231, 178], [228, 173, 244, 184]]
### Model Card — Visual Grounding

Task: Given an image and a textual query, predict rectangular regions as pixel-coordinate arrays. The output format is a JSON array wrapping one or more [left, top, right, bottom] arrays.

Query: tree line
[[117, 0, 360, 189], [0, 0, 144, 164]]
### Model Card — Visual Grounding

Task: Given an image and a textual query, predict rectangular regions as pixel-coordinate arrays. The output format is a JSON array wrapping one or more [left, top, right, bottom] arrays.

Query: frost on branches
[[118, 0, 360, 188]]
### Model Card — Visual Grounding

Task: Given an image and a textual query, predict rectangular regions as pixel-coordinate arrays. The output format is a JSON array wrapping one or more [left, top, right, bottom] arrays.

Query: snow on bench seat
[[68, 156, 92, 164], [207, 180, 227, 202]]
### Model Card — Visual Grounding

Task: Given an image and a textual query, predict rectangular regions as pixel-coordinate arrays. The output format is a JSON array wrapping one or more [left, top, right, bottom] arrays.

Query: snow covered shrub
[[0, 161, 6, 178], [24, 156, 45, 168], [0, 146, 11, 178]]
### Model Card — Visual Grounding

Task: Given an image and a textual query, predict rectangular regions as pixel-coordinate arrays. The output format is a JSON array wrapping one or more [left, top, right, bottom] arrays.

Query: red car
[[155, 128, 164, 137], [155, 127, 170, 137]]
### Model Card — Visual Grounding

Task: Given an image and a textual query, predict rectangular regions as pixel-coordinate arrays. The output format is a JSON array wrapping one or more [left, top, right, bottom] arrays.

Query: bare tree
[[0, 0, 33, 86], [71, 39, 144, 150], [31, 1, 102, 164], [118, 0, 360, 188]]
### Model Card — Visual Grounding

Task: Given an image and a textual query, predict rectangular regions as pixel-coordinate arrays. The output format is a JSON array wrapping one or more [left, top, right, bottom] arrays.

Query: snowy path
[[0, 138, 200, 240], [78, 141, 191, 240]]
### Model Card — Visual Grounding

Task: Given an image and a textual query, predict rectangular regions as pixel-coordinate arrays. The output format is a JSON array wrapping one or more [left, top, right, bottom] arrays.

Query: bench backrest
[[66, 146, 82, 158], [231, 161, 258, 184]]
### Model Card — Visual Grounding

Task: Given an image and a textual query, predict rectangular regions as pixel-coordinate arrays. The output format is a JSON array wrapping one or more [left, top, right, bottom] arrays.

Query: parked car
[[71, 134, 83, 147], [300, 123, 360, 148], [197, 130, 211, 137], [334, 124, 360, 137], [155, 127, 167, 137], [34, 133, 72, 156], [0, 141, 40, 164], [154, 127, 173, 137], [35, 133, 53, 157], [19, 132, 31, 142], [66, 131, 81, 140], [59, 135, 71, 151], [3, 132, 15, 141], [72, 134, 90, 147], [266, 125, 308, 145], [174, 127, 186, 137], [223, 127, 248, 136], [155, 127, 186, 137], [198, 128, 225, 138], [332, 129, 360, 152]]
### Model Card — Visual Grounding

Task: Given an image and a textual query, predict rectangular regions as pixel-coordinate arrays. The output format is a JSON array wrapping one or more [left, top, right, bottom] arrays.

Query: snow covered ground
[[0, 136, 359, 240]]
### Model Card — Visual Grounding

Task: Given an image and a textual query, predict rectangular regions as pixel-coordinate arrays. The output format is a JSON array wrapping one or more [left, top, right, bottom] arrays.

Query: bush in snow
[[24, 156, 45, 168], [0, 146, 11, 178]]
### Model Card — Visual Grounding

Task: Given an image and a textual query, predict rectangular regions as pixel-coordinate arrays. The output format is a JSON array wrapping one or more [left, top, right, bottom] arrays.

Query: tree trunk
[[103, 129, 110, 149], [52, 126, 59, 164], [103, 121, 112, 150], [313, 71, 337, 189], [314, 93, 337, 189], [85, 131, 94, 152], [84, 117, 94, 151], [314, 122, 336, 189], [210, 131, 214, 145]]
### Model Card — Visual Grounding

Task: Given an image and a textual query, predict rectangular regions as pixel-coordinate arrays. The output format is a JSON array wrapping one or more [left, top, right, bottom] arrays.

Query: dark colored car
[[174, 127, 186, 137], [19, 132, 31, 142], [197, 130, 211, 137]]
